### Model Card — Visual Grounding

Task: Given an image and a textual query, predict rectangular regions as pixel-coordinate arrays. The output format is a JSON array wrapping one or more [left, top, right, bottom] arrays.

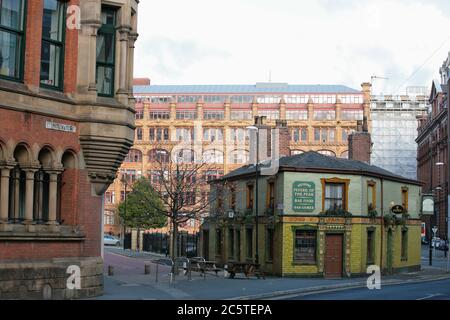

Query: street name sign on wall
[[292, 181, 315, 212]]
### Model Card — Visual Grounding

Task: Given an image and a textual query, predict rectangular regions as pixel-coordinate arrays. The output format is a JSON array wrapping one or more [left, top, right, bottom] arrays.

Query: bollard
[[108, 265, 114, 276], [183, 262, 187, 276], [169, 273, 174, 285], [145, 264, 151, 275], [224, 265, 228, 278]]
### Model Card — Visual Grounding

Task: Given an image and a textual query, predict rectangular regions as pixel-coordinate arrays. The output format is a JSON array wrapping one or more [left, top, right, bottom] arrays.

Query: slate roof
[[220, 151, 421, 185], [133, 84, 361, 95]]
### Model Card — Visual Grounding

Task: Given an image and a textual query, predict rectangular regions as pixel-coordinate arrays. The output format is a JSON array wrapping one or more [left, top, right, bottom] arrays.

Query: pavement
[[94, 245, 450, 300]]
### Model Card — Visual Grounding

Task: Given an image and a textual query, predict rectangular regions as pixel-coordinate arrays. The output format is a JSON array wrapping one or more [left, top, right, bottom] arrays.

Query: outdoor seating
[[226, 262, 266, 279]]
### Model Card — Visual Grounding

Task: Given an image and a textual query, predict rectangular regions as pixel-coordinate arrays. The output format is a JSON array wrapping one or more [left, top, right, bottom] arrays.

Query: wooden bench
[[227, 262, 265, 279], [190, 258, 222, 276]]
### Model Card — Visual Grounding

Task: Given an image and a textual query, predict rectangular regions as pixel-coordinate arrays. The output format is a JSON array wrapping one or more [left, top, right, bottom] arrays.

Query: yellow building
[[104, 82, 372, 235], [201, 151, 422, 278]]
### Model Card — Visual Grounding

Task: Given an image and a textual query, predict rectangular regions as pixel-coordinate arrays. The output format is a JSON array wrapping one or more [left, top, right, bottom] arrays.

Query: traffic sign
[[432, 226, 438, 235]]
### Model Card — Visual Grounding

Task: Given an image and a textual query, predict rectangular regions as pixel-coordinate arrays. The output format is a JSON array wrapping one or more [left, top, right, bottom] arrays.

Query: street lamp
[[246, 123, 260, 266], [121, 173, 128, 251]]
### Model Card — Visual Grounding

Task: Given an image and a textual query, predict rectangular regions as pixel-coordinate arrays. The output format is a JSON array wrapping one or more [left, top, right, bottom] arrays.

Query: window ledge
[[292, 261, 317, 266], [0, 224, 86, 241]]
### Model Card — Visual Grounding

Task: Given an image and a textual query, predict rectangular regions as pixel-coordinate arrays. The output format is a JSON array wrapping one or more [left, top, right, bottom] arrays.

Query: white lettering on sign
[[45, 121, 76, 133]]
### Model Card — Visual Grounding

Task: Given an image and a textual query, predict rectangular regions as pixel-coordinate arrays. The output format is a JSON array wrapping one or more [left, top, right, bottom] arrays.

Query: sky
[[134, 0, 450, 95]]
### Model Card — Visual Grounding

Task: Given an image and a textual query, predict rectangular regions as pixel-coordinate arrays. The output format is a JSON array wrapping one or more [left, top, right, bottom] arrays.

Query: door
[[325, 234, 343, 278], [203, 230, 209, 260]]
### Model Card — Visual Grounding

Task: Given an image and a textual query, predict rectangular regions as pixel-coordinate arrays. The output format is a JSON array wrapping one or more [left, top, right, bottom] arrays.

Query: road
[[279, 278, 450, 300]]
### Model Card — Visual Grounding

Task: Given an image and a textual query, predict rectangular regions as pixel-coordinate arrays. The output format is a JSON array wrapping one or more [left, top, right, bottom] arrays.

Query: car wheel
[[115, 241, 121, 247]]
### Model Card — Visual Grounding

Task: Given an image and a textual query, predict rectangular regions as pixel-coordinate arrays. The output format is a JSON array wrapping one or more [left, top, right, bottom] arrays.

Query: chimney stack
[[348, 116, 372, 163], [274, 120, 290, 158]]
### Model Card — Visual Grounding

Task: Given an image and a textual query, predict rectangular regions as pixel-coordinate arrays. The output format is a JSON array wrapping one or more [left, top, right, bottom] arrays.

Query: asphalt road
[[282, 277, 450, 300]]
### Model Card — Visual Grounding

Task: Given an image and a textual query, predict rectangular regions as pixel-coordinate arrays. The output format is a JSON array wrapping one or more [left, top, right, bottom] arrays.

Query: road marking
[[416, 294, 443, 300]]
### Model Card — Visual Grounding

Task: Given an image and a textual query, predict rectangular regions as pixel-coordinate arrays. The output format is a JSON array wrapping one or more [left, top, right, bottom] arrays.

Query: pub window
[[236, 229, 241, 260], [230, 185, 236, 211], [324, 183, 345, 211], [33, 169, 50, 223], [294, 230, 317, 264], [96, 6, 116, 96], [246, 228, 253, 259], [8, 166, 26, 223], [215, 228, 222, 255], [40, 0, 66, 89], [401, 228, 408, 260], [401, 188, 408, 211], [0, 0, 25, 81], [367, 182, 376, 212], [246, 184, 254, 209], [266, 228, 274, 262], [266, 181, 275, 212], [228, 228, 234, 259], [367, 228, 375, 264]]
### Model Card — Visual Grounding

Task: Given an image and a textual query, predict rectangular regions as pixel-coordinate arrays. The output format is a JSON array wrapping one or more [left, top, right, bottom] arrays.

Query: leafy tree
[[118, 177, 167, 231]]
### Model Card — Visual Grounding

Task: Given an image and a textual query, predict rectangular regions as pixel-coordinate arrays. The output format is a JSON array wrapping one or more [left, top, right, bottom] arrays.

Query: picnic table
[[190, 257, 222, 276], [227, 262, 265, 279]]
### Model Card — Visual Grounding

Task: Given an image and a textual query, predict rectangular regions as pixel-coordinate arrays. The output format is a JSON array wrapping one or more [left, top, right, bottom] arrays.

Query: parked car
[[431, 237, 441, 248], [104, 235, 121, 246], [436, 239, 449, 251]]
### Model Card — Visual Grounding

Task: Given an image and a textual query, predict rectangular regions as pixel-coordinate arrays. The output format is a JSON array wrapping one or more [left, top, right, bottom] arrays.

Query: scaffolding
[[370, 92, 429, 180]]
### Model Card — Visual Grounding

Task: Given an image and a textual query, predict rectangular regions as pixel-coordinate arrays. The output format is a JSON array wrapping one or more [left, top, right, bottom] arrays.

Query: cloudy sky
[[134, 0, 450, 95]]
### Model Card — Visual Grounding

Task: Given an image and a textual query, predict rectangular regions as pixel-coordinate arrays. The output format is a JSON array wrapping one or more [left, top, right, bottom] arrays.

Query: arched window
[[148, 149, 169, 163], [290, 150, 304, 156], [124, 149, 142, 163], [203, 150, 223, 164], [317, 150, 336, 157], [174, 149, 196, 163], [229, 149, 249, 164]]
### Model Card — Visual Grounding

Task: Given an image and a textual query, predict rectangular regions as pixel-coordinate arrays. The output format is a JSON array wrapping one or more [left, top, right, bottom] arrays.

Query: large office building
[[0, 0, 138, 299], [370, 87, 429, 180], [104, 81, 371, 236]]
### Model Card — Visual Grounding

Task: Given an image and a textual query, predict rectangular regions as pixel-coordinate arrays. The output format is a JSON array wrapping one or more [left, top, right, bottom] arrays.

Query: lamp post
[[121, 173, 128, 251], [246, 123, 260, 265]]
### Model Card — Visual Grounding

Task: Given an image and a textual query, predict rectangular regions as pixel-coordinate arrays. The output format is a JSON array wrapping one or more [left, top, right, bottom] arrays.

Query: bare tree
[[127, 144, 223, 265]]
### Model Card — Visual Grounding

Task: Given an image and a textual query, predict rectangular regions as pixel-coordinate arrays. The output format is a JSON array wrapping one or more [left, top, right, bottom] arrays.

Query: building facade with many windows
[[416, 80, 448, 240], [0, 0, 138, 299], [104, 82, 371, 235]]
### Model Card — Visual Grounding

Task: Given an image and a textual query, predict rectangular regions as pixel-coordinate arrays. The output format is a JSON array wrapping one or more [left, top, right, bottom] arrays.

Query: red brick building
[[0, 0, 138, 299], [416, 80, 448, 240]]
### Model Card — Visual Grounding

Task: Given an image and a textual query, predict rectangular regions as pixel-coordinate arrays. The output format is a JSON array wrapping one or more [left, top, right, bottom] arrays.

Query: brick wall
[[348, 132, 371, 164]]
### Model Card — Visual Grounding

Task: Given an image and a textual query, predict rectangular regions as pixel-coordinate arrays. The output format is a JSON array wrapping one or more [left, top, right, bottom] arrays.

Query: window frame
[[366, 227, 375, 265], [321, 178, 350, 212], [401, 227, 408, 261], [96, 6, 117, 97], [40, 0, 67, 91], [0, 0, 27, 82], [292, 227, 318, 265]]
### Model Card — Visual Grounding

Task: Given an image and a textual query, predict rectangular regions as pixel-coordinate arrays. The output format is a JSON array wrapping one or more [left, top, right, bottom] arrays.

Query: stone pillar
[[0, 167, 12, 222], [307, 98, 315, 144], [47, 171, 61, 225], [24, 169, 37, 224], [251, 97, 259, 118], [117, 26, 131, 101], [279, 98, 286, 120], [224, 98, 231, 121], [170, 100, 177, 120]]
